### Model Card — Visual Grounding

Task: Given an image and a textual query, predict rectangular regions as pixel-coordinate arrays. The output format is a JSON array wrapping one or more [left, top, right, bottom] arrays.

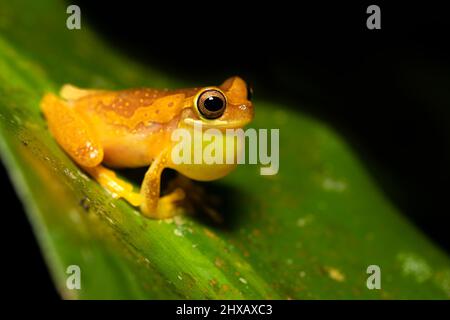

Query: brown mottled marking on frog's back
[[75, 87, 200, 127], [99, 88, 199, 118]]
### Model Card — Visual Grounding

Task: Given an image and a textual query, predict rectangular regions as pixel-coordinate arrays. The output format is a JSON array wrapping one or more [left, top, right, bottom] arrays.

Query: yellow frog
[[40, 77, 254, 218]]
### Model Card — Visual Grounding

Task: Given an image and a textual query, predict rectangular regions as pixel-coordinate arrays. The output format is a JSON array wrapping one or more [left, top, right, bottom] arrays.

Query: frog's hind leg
[[41, 93, 104, 168], [40, 93, 142, 206]]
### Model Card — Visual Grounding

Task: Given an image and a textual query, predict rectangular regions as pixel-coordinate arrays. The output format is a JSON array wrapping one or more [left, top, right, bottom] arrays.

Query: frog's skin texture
[[40, 77, 253, 218]]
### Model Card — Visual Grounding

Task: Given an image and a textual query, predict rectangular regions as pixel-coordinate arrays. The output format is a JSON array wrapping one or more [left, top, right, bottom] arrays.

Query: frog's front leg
[[140, 151, 185, 219]]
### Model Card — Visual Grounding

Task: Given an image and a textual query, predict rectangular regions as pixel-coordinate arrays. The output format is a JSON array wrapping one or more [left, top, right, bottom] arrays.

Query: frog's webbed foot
[[153, 188, 186, 219], [165, 175, 224, 224], [140, 185, 186, 219], [83, 165, 142, 206]]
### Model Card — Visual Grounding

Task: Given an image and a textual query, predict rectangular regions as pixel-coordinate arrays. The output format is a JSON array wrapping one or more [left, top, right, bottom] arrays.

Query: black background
[[1, 1, 449, 299]]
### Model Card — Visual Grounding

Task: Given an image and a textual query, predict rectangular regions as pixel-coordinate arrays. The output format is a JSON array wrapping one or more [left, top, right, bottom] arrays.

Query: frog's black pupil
[[204, 96, 224, 112]]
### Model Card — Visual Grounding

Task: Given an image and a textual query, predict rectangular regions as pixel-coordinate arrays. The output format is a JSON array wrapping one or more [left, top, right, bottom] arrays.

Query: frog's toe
[[141, 188, 185, 219], [157, 188, 186, 218]]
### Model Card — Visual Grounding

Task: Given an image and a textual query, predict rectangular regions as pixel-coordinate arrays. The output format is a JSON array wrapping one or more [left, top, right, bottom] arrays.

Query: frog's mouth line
[[183, 118, 251, 130]]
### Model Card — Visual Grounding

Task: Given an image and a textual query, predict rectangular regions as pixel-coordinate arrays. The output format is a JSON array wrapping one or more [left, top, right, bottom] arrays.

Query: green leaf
[[0, 0, 449, 299]]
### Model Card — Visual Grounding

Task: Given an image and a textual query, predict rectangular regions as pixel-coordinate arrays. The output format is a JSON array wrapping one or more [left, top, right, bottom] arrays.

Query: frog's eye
[[196, 89, 227, 120]]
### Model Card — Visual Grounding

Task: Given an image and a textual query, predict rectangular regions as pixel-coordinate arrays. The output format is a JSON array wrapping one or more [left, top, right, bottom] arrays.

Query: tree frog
[[40, 77, 254, 219]]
